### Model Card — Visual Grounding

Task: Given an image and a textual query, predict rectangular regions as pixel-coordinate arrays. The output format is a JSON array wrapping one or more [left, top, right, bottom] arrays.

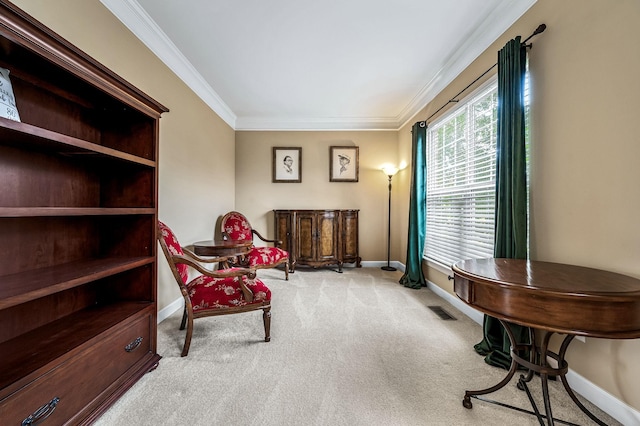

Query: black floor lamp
[[381, 165, 399, 271]]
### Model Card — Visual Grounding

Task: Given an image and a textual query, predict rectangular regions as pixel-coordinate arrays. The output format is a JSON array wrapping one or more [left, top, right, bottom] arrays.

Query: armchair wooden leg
[[181, 314, 194, 357], [179, 305, 187, 330], [263, 307, 271, 342], [284, 261, 289, 281]]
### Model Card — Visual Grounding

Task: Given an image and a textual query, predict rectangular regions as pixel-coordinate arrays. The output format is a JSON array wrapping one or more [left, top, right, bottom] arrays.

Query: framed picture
[[330, 146, 359, 182], [272, 147, 302, 183]]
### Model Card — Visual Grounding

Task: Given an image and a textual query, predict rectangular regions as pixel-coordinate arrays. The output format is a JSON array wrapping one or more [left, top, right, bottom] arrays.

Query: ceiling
[[101, 0, 536, 131]]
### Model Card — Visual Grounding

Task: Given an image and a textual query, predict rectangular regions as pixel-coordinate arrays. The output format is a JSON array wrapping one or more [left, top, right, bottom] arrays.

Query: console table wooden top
[[452, 258, 640, 339]]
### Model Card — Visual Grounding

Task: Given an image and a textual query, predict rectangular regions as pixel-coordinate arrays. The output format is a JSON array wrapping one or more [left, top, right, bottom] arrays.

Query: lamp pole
[[381, 167, 398, 271]]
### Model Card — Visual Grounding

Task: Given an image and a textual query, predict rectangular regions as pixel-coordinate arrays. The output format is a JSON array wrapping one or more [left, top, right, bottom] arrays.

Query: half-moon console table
[[452, 258, 640, 425]]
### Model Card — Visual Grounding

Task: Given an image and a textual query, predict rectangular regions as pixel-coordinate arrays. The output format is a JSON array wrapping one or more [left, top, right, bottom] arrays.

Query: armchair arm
[[237, 278, 254, 303], [251, 229, 282, 246], [171, 253, 256, 280]]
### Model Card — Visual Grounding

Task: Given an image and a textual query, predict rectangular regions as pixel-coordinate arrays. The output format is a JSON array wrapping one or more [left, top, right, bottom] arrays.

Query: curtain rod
[[423, 24, 546, 125]]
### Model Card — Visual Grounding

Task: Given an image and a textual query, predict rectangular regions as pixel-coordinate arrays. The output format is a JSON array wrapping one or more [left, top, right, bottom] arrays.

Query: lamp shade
[[381, 165, 399, 177]]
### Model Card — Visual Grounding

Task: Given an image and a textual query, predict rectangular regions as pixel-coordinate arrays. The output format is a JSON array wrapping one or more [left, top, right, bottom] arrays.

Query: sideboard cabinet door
[[274, 210, 294, 271], [315, 210, 340, 265], [296, 210, 340, 267], [341, 210, 361, 267]]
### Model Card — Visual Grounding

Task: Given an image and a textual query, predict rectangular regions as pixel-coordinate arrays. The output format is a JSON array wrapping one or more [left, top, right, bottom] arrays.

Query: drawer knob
[[125, 336, 143, 352], [22, 396, 60, 425]]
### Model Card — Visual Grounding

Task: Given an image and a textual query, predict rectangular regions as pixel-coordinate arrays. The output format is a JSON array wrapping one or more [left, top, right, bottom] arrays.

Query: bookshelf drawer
[[0, 313, 152, 425]]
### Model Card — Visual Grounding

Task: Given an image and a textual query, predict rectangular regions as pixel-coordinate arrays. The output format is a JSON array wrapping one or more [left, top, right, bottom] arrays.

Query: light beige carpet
[[95, 267, 619, 425]]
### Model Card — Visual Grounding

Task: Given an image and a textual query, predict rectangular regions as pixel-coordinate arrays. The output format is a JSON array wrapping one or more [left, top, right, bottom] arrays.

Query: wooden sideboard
[[0, 2, 167, 424], [274, 209, 361, 273]]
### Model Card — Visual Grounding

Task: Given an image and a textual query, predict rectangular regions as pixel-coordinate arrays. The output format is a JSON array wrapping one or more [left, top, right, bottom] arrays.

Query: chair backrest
[[157, 221, 189, 285], [221, 211, 253, 241]]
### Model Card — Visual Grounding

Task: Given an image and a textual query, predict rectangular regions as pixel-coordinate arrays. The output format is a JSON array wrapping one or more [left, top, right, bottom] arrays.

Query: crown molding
[[398, 0, 537, 129], [100, 0, 237, 129], [235, 116, 399, 132], [102, 0, 535, 131]]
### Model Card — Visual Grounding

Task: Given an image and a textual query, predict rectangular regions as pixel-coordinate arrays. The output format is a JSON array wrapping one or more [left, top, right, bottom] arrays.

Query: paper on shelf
[[0, 67, 21, 122]]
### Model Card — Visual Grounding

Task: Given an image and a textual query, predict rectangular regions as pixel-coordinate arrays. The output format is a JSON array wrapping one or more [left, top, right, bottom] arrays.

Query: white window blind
[[424, 80, 498, 267]]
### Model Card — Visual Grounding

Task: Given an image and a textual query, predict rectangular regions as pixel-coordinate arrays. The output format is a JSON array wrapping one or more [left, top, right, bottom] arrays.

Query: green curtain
[[474, 37, 531, 369], [399, 121, 427, 289]]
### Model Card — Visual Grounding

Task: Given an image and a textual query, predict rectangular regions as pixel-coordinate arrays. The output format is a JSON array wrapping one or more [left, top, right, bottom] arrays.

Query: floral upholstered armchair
[[220, 211, 289, 280], [157, 221, 271, 356]]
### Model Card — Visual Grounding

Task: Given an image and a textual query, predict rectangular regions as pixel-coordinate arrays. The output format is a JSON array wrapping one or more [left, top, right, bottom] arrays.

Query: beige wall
[[235, 131, 398, 263], [398, 0, 640, 412], [11, 0, 237, 311]]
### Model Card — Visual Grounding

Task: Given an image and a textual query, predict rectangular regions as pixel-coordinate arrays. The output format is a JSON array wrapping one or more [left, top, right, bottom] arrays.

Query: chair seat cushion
[[186, 275, 271, 312], [247, 246, 288, 267]]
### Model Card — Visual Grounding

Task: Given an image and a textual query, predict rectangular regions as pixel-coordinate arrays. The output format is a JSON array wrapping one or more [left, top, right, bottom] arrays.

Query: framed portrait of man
[[330, 146, 359, 182], [272, 147, 302, 183]]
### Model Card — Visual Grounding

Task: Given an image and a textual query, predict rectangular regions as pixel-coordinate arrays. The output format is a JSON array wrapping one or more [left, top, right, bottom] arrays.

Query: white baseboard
[[157, 296, 184, 323], [361, 260, 406, 270], [565, 366, 640, 425], [425, 278, 640, 425]]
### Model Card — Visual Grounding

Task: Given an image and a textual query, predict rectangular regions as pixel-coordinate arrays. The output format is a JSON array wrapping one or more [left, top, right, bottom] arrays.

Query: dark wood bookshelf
[[0, 1, 168, 423]]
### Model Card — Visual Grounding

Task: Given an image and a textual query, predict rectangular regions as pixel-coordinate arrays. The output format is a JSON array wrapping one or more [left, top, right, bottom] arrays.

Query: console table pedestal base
[[463, 320, 607, 426]]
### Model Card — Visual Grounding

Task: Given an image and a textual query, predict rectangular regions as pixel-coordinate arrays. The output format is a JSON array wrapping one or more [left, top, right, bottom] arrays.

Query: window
[[423, 74, 530, 268]]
